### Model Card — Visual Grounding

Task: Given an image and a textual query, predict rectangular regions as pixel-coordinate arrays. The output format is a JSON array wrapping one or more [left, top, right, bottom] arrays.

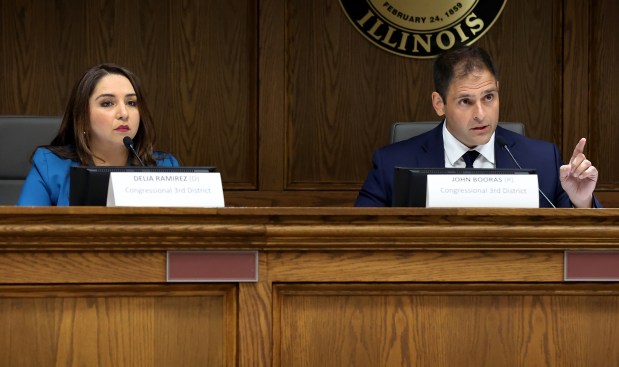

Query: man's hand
[[559, 138, 598, 208]]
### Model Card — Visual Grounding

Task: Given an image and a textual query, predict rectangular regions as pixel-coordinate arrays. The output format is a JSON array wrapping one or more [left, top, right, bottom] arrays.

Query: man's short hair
[[433, 46, 498, 102]]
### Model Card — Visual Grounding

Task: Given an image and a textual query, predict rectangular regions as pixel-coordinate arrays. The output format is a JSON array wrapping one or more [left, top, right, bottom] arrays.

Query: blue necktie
[[462, 150, 480, 168]]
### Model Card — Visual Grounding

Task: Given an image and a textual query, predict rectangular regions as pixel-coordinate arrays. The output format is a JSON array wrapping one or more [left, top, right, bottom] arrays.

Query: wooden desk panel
[[0, 251, 165, 283], [2, 207, 619, 366], [268, 251, 564, 282], [274, 284, 619, 367], [0, 285, 236, 367]]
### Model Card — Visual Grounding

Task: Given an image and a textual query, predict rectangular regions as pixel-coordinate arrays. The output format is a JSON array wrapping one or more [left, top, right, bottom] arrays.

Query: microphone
[[496, 135, 556, 208], [123, 136, 145, 166]]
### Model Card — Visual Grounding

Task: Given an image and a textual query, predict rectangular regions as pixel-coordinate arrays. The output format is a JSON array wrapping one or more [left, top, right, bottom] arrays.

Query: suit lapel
[[419, 122, 447, 167], [494, 127, 520, 169]]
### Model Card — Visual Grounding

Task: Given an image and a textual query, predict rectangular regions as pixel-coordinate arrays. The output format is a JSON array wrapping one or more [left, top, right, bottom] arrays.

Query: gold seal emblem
[[339, 0, 507, 58]]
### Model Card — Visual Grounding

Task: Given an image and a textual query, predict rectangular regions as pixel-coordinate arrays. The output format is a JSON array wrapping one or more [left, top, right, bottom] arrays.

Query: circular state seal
[[338, 0, 507, 58]]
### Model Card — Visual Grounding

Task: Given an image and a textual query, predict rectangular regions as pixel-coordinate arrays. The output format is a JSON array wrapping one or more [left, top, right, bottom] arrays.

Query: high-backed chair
[[390, 121, 525, 143], [0, 115, 62, 205]]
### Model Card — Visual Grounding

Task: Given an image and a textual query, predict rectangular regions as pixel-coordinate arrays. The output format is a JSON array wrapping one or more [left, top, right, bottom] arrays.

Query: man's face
[[431, 68, 499, 148]]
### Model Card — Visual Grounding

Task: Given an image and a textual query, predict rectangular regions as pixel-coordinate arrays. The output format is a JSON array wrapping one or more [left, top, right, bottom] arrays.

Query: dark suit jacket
[[355, 123, 599, 208]]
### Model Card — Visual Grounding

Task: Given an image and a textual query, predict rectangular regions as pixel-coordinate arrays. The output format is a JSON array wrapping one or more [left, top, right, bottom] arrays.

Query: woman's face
[[88, 74, 140, 151]]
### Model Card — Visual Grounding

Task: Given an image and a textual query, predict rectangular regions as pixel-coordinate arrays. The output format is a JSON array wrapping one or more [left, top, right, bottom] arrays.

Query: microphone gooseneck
[[496, 136, 556, 208], [123, 136, 146, 167]]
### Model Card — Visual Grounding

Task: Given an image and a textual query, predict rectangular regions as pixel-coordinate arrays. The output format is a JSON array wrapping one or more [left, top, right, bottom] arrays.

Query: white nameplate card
[[426, 174, 539, 208], [107, 172, 225, 207]]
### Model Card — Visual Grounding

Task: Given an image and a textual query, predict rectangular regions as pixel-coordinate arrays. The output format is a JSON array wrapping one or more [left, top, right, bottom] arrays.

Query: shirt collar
[[442, 121, 496, 166]]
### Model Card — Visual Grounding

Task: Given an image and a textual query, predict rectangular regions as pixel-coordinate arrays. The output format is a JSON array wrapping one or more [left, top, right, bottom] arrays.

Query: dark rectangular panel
[[565, 251, 619, 281], [167, 251, 258, 282]]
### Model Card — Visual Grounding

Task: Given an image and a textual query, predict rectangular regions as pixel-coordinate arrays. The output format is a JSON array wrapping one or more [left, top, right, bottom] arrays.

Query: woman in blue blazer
[[18, 64, 179, 206]]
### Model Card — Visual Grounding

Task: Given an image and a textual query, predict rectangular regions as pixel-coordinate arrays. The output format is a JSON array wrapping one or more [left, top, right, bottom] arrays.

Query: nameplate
[[565, 251, 619, 281], [426, 174, 539, 208], [107, 172, 225, 207], [167, 251, 258, 282]]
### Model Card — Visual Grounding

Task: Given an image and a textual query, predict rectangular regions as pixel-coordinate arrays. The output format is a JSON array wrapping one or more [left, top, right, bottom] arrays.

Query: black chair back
[[0, 115, 62, 205]]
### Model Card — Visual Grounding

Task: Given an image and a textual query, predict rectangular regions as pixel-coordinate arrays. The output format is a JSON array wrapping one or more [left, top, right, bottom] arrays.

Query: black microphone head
[[496, 135, 508, 148], [123, 136, 134, 149], [123, 136, 145, 166]]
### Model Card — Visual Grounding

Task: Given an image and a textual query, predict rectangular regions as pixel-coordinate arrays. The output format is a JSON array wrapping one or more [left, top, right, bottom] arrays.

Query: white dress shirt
[[442, 123, 496, 168]]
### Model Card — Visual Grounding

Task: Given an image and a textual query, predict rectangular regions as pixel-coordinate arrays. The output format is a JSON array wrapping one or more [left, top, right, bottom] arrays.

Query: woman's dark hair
[[433, 46, 498, 102], [46, 63, 157, 166]]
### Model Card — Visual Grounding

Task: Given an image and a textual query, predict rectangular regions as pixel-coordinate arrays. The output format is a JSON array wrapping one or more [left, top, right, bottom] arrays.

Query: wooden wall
[[1, 0, 618, 206]]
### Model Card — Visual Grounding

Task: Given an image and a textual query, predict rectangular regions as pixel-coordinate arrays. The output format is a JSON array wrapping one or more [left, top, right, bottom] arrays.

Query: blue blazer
[[355, 123, 599, 208], [17, 148, 180, 206]]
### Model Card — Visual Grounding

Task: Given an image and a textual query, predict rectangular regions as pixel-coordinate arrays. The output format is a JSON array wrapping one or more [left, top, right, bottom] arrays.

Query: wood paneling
[[258, 0, 286, 191], [475, 0, 560, 143], [164, 1, 257, 188], [224, 190, 358, 207], [0, 251, 165, 283], [275, 284, 619, 367], [0, 285, 236, 367], [269, 251, 564, 282], [3, 207, 619, 366], [590, 0, 619, 189], [0, 0, 257, 189], [284, 0, 435, 189], [3, 207, 619, 250], [563, 0, 619, 204], [1, 0, 619, 205], [239, 253, 272, 366], [563, 0, 590, 153], [0, 0, 85, 113]]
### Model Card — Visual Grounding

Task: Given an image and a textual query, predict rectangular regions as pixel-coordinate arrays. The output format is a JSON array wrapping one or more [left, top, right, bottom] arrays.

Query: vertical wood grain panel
[[286, 0, 435, 189], [276, 288, 619, 366], [563, 0, 590, 154], [41, 0, 90, 115], [563, 0, 619, 205], [239, 252, 271, 367], [0, 0, 85, 115], [259, 0, 286, 190], [590, 0, 619, 190], [475, 0, 559, 144], [166, 0, 257, 188], [0, 286, 236, 366]]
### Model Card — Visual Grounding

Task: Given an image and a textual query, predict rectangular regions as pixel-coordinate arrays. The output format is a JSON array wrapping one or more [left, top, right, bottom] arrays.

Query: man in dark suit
[[355, 46, 599, 208]]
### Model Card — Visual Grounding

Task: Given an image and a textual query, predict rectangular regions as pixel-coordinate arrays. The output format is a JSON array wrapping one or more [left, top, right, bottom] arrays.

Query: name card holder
[[107, 171, 224, 207], [167, 251, 258, 282], [426, 174, 539, 208], [564, 251, 619, 281]]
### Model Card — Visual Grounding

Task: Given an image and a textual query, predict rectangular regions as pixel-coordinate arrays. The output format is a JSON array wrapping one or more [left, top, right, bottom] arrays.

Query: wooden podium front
[[2, 207, 619, 366]]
